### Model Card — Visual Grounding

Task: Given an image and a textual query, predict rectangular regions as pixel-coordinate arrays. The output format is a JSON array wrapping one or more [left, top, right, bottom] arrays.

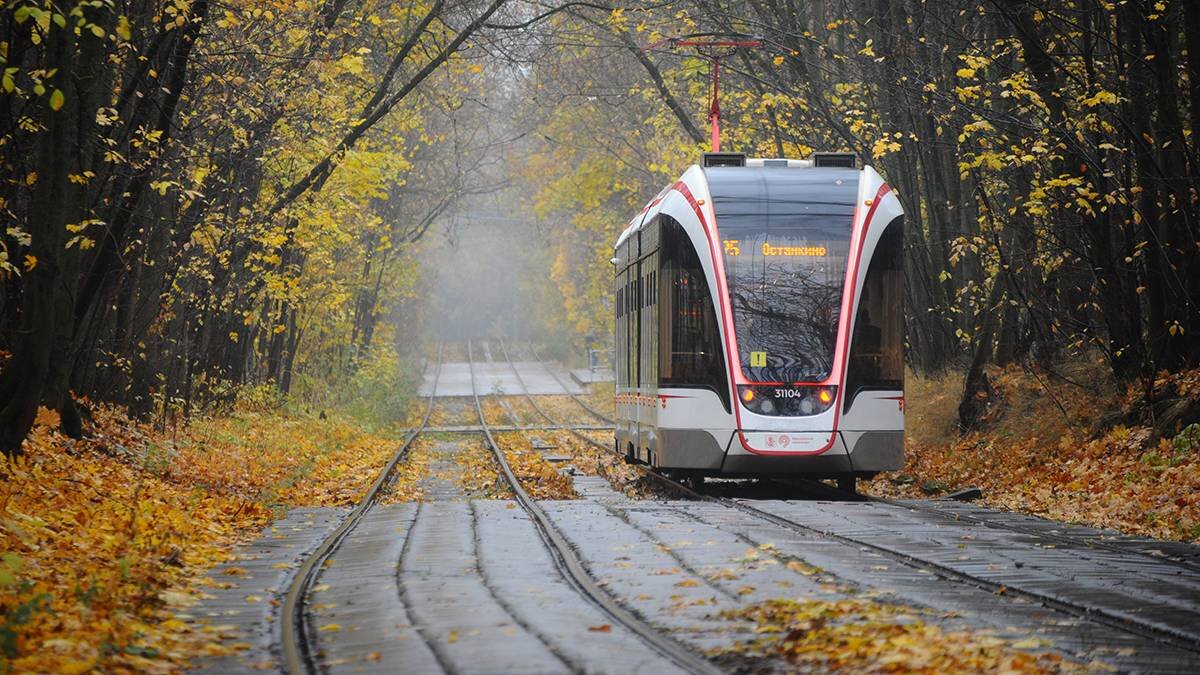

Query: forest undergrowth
[[0, 400, 405, 672], [866, 365, 1200, 543]]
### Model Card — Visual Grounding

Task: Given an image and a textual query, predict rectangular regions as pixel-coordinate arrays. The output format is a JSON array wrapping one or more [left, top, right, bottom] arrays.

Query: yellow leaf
[[1013, 638, 1051, 649], [116, 16, 132, 40], [320, 623, 342, 632], [23, 254, 36, 271], [34, 407, 60, 427]]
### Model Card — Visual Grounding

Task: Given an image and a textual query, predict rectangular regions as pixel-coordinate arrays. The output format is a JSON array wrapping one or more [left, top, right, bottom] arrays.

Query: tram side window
[[844, 217, 904, 412], [658, 215, 729, 410]]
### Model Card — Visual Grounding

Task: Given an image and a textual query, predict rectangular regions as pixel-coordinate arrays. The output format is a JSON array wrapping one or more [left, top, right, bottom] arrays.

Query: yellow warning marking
[[750, 351, 767, 367]]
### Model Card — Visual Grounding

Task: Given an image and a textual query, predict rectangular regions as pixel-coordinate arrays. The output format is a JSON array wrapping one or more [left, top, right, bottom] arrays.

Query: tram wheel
[[837, 474, 857, 494]]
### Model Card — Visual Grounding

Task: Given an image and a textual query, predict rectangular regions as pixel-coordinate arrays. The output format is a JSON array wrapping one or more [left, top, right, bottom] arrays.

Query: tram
[[612, 152, 904, 490]]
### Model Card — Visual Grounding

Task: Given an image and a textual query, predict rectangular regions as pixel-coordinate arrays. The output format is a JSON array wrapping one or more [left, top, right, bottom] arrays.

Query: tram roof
[[614, 159, 864, 250]]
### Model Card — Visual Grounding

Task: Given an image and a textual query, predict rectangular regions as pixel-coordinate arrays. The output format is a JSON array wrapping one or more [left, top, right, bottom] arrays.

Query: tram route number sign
[[750, 351, 767, 367]]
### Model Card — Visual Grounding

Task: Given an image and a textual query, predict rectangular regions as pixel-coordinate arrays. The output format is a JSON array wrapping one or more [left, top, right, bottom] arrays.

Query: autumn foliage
[[0, 404, 400, 671], [718, 598, 1084, 673], [868, 367, 1200, 542]]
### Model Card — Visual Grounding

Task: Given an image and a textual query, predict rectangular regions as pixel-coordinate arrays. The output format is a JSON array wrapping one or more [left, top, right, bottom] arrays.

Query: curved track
[[525, 342, 613, 425], [509, 341, 1200, 659], [466, 340, 722, 675], [280, 345, 445, 674]]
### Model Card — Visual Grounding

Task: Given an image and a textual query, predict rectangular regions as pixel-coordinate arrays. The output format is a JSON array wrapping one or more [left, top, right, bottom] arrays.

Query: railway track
[[465, 340, 722, 675], [525, 342, 613, 425], [871, 492, 1200, 575], [260, 340, 1199, 673], [508, 341, 1200, 661], [279, 344, 445, 674], [279, 341, 720, 673]]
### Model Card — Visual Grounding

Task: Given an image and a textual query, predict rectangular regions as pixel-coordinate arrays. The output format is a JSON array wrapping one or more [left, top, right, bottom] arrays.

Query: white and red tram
[[613, 152, 904, 490]]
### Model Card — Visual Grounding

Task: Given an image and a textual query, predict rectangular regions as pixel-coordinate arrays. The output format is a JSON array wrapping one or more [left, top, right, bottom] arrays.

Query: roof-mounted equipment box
[[703, 152, 747, 168], [810, 152, 858, 168]]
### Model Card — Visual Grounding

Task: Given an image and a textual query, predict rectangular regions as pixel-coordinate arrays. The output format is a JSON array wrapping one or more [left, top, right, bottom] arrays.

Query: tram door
[[622, 234, 642, 458], [616, 238, 636, 454], [629, 239, 640, 450], [637, 221, 660, 459]]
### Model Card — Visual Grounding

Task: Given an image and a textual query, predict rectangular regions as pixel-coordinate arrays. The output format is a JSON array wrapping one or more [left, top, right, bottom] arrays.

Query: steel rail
[[868, 492, 1200, 576], [280, 344, 445, 675], [419, 423, 614, 432], [581, 425, 1200, 653], [512, 342, 1200, 655], [466, 340, 722, 675], [503, 339, 688, 497], [777, 473, 1200, 576], [716, 488, 1200, 654], [525, 342, 614, 425], [494, 338, 566, 428], [498, 338, 680, 495]]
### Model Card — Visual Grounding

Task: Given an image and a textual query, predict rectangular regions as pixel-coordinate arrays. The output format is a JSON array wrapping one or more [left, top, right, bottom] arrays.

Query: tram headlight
[[804, 386, 837, 415], [737, 385, 769, 414]]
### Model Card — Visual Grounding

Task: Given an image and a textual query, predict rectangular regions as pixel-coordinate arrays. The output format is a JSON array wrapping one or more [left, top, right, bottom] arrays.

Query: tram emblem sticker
[[750, 351, 767, 367]]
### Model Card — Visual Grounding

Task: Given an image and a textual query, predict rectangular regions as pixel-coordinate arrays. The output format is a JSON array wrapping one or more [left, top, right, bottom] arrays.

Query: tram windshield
[[708, 167, 859, 383]]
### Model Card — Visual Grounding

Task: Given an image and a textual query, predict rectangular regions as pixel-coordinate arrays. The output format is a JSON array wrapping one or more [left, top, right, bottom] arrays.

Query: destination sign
[[723, 239, 827, 257], [761, 243, 827, 257]]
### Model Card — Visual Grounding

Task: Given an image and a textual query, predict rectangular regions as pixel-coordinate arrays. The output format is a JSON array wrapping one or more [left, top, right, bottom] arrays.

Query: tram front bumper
[[721, 430, 902, 475]]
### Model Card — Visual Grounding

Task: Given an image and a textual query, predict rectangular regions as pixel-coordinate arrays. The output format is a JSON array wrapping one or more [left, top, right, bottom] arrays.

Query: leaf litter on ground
[[0, 403, 405, 672]]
